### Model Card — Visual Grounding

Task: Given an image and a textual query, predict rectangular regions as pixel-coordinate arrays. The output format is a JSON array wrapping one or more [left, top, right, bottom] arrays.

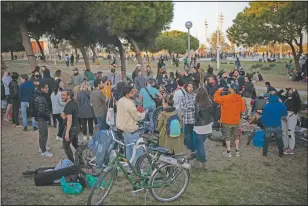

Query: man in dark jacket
[[219, 72, 229, 88], [242, 76, 254, 118], [19, 74, 36, 131], [9, 72, 20, 127], [261, 94, 287, 157], [192, 67, 200, 90], [33, 83, 53, 157], [265, 81, 277, 93], [206, 76, 220, 126]]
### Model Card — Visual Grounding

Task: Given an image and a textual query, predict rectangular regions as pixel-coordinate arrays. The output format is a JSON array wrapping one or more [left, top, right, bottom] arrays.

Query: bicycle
[[74, 121, 159, 176], [87, 130, 192, 205]]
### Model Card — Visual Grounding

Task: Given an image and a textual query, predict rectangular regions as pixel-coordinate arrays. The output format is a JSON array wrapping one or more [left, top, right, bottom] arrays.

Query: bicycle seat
[[151, 146, 169, 154]]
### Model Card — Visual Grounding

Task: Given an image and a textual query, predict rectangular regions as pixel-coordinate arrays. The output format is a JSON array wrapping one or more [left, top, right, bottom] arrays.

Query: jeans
[[52, 114, 64, 138], [38, 119, 48, 153], [184, 124, 196, 152], [21, 102, 37, 128], [282, 112, 297, 150], [122, 131, 143, 166], [89, 80, 94, 89], [96, 115, 110, 130], [12, 99, 20, 125], [195, 133, 208, 162], [80, 117, 94, 136], [144, 106, 155, 132], [263, 127, 284, 157]]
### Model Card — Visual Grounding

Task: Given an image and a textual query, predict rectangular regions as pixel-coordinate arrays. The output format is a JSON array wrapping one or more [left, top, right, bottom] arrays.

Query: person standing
[[2, 70, 12, 121], [108, 68, 121, 87], [183, 56, 188, 69], [84, 68, 96, 89], [51, 79, 66, 141], [90, 78, 109, 130], [140, 79, 162, 132], [33, 83, 53, 157], [61, 89, 80, 162], [19, 74, 36, 131], [77, 81, 95, 140], [70, 54, 74, 66], [116, 85, 147, 163], [9, 72, 20, 127], [192, 66, 200, 90], [180, 82, 196, 152], [145, 65, 154, 80], [194, 87, 214, 168], [261, 93, 287, 157], [70, 68, 84, 87], [242, 76, 254, 119], [173, 79, 186, 111], [65, 54, 70, 67], [134, 69, 146, 91], [214, 84, 246, 157]]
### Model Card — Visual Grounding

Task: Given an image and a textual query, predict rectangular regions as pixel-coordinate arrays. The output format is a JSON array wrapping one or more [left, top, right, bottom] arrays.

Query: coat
[[77, 91, 95, 118], [157, 107, 185, 155]]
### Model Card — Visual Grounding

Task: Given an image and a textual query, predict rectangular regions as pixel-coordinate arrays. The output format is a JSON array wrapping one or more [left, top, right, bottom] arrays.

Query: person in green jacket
[[183, 56, 189, 69], [84, 69, 96, 89]]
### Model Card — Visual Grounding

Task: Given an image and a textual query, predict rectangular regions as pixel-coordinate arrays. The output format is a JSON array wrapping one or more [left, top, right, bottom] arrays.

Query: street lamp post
[[185, 21, 192, 70], [204, 19, 208, 46], [216, 2, 220, 70]]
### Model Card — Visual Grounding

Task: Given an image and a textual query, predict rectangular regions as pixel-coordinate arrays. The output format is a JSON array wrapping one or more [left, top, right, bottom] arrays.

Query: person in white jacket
[[51, 79, 66, 141], [173, 79, 186, 111]]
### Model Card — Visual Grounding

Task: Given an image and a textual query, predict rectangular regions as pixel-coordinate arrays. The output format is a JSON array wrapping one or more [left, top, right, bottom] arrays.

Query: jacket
[[50, 91, 66, 114], [195, 103, 214, 126], [219, 78, 228, 88], [8, 80, 19, 100], [255, 97, 266, 110], [2, 75, 12, 95], [134, 76, 146, 91], [19, 81, 35, 103], [214, 89, 246, 125], [242, 82, 254, 98], [157, 107, 185, 155], [84, 71, 95, 81], [108, 73, 121, 86], [90, 90, 107, 117], [206, 83, 219, 102], [71, 74, 84, 86], [39, 74, 56, 96], [1, 81, 5, 100], [77, 91, 95, 118], [262, 95, 287, 128], [32, 89, 51, 121]]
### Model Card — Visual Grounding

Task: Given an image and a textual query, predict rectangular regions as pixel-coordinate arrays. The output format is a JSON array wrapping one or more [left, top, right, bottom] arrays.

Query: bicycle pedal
[[131, 188, 144, 196]]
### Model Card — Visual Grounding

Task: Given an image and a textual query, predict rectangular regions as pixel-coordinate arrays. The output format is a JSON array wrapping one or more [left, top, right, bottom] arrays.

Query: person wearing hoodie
[[242, 76, 254, 118], [70, 68, 84, 87], [77, 81, 95, 141], [9, 72, 20, 127], [261, 93, 287, 157], [194, 87, 213, 168], [19, 74, 36, 131], [134, 68, 146, 91], [157, 94, 185, 155], [51, 79, 66, 141], [277, 88, 301, 155], [214, 84, 246, 157]]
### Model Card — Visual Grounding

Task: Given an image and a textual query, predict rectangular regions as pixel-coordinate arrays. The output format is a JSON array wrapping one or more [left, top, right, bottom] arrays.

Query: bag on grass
[[166, 115, 181, 138]]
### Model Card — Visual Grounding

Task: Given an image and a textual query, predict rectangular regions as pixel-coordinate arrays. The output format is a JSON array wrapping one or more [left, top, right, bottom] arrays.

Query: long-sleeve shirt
[[19, 81, 35, 103], [50, 91, 66, 114], [180, 93, 196, 124], [173, 87, 186, 111], [116, 97, 146, 133], [2, 75, 12, 95]]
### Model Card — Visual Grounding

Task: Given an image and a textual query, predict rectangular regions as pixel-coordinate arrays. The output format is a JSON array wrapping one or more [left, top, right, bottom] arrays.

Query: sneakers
[[284, 149, 294, 155], [222, 151, 232, 157], [16, 125, 23, 128], [89, 136, 92, 140], [41, 151, 53, 157], [23, 127, 28, 131], [83, 135, 88, 141], [56, 136, 63, 142], [236, 151, 240, 157], [39, 146, 51, 153]]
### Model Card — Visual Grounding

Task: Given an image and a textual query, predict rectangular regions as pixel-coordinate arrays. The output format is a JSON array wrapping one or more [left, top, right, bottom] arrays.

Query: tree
[[229, 2, 308, 71], [97, 2, 174, 68], [226, 25, 239, 52], [1, 23, 24, 60], [155, 30, 199, 55], [210, 31, 225, 52]]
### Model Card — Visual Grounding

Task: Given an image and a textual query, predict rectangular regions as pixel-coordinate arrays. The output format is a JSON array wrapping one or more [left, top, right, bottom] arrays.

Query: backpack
[[166, 114, 181, 138]]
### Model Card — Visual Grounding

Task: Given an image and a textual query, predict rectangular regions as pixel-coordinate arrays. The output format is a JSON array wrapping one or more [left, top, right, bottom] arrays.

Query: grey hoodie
[[71, 74, 84, 86], [134, 75, 146, 91]]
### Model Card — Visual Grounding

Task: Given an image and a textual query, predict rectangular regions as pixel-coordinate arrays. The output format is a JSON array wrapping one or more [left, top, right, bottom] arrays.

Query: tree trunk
[[10, 51, 14, 60], [19, 22, 37, 72], [75, 48, 78, 63], [1, 54, 7, 70], [79, 46, 90, 70], [288, 41, 300, 72], [35, 38, 46, 62], [128, 36, 143, 69], [115, 38, 127, 81], [145, 51, 150, 64], [90, 45, 97, 63]]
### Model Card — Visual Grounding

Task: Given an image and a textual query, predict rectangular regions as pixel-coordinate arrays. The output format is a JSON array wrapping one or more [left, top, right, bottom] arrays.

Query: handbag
[[106, 98, 115, 126]]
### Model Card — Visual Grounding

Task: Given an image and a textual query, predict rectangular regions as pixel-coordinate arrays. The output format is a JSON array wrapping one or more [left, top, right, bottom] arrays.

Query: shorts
[[6, 95, 12, 104], [221, 123, 239, 141]]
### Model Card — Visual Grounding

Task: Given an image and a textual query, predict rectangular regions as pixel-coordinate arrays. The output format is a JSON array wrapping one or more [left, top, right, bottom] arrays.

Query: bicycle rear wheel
[[87, 166, 116, 205], [149, 164, 190, 202], [74, 144, 97, 175]]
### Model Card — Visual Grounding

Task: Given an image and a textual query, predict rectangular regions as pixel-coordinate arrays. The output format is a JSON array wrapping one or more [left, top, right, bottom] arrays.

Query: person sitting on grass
[[265, 81, 277, 94]]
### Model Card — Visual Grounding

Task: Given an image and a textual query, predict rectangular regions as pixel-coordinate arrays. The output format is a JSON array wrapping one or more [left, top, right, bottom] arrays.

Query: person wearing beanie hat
[[214, 85, 246, 158]]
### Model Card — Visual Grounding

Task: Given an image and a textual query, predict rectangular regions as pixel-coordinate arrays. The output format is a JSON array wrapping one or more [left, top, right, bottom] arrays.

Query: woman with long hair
[[51, 79, 66, 141], [194, 87, 213, 168], [165, 72, 177, 93], [279, 88, 302, 155], [145, 65, 153, 80], [54, 69, 68, 89], [180, 82, 196, 152], [77, 80, 95, 140]]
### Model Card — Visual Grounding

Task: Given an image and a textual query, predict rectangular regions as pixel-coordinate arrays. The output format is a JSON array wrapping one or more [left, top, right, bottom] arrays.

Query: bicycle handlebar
[[109, 130, 125, 146]]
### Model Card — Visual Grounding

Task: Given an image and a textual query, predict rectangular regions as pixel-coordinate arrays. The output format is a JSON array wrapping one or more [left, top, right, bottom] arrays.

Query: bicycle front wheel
[[87, 166, 116, 205], [149, 164, 190, 202]]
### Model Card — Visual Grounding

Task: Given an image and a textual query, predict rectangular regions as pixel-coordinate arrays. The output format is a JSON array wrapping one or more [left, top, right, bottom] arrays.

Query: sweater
[[261, 95, 287, 128], [19, 81, 35, 103], [50, 91, 66, 114]]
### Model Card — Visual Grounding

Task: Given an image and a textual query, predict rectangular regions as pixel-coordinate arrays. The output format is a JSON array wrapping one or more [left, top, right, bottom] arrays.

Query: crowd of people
[[0, 59, 304, 168]]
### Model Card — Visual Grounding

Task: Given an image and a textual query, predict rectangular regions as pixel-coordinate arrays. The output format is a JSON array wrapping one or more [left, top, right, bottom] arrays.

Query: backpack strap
[[144, 86, 156, 102]]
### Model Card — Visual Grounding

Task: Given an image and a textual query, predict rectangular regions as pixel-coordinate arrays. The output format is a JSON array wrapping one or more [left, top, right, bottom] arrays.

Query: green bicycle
[[87, 130, 191, 205]]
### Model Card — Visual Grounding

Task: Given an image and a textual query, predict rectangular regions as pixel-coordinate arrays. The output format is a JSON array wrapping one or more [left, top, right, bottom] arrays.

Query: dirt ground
[[1, 118, 307, 205]]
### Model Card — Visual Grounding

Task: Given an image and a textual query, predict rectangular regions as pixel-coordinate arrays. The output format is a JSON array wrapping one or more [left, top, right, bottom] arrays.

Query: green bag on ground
[[60, 176, 83, 195]]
